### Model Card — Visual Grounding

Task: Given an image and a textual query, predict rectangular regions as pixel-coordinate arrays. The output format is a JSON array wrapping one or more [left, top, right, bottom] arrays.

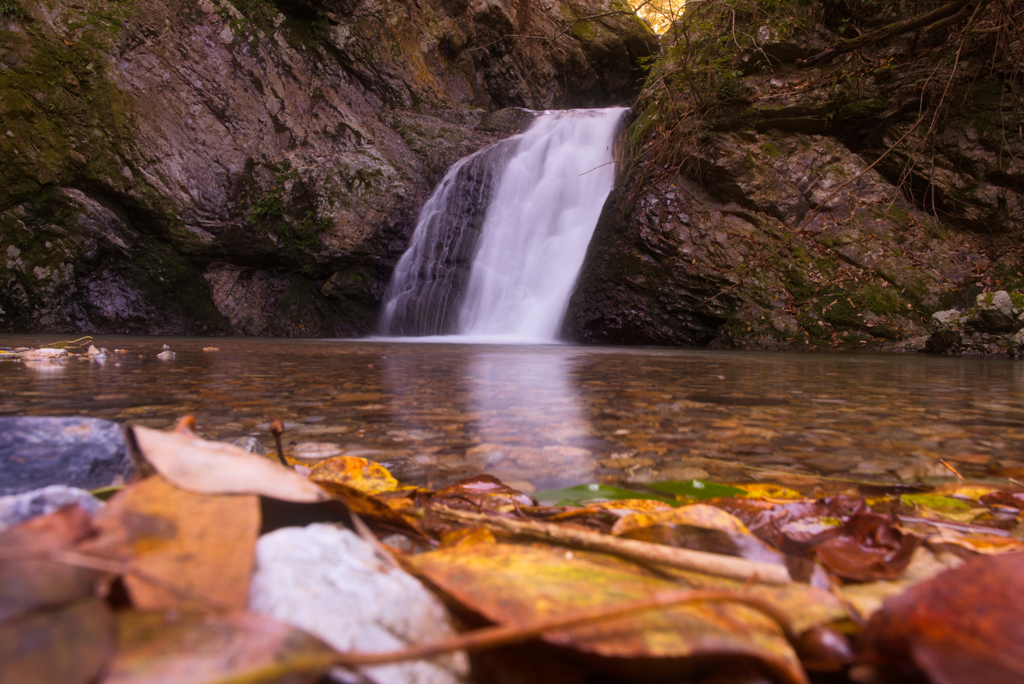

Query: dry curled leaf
[[81, 475, 260, 611], [859, 552, 1024, 684], [130, 425, 327, 503], [0, 505, 107, 622]]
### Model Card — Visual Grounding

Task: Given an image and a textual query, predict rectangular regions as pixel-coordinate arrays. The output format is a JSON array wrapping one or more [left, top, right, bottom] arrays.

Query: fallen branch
[[800, 0, 973, 67], [430, 506, 792, 585]]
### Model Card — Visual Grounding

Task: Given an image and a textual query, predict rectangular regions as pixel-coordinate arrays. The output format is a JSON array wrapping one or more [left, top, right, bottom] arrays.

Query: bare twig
[[269, 419, 288, 467], [430, 506, 792, 584]]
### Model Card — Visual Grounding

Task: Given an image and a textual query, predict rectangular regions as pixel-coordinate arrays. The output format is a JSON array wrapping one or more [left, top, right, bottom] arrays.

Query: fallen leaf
[[309, 455, 400, 495], [0, 598, 113, 684], [979, 490, 1024, 510], [587, 499, 675, 514], [735, 484, 805, 501], [439, 526, 497, 549], [312, 479, 426, 536], [900, 493, 984, 523], [130, 425, 327, 503], [0, 505, 107, 622], [858, 552, 1024, 684], [612, 505, 785, 565], [82, 475, 259, 611], [612, 504, 754, 537], [409, 542, 811, 684], [103, 610, 335, 684], [433, 474, 534, 512], [782, 512, 921, 582]]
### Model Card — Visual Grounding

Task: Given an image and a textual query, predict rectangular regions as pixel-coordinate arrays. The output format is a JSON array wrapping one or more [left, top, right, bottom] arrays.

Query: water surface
[[2, 335, 1023, 492]]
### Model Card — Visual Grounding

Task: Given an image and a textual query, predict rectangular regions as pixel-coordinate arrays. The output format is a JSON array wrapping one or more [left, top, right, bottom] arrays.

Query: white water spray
[[379, 107, 626, 342]]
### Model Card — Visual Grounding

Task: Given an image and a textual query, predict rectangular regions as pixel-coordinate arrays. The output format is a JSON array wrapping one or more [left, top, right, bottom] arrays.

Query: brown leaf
[[130, 425, 327, 503], [859, 552, 1024, 684], [0, 505, 107, 622], [313, 480, 426, 536], [782, 512, 921, 582], [0, 598, 114, 684], [81, 475, 260, 611], [102, 610, 336, 684], [613, 504, 786, 565], [308, 455, 401, 495], [408, 542, 812, 684], [432, 474, 534, 512]]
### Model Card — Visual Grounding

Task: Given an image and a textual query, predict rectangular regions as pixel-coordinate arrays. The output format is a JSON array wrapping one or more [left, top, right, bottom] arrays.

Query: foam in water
[[378, 107, 626, 342]]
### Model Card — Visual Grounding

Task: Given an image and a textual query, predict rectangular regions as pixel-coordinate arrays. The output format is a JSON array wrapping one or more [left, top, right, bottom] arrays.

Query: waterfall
[[379, 107, 626, 342]]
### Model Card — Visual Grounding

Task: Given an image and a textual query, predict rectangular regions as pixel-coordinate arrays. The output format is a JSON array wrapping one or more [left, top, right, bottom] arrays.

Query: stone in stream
[[0, 485, 104, 532], [22, 348, 69, 363], [249, 524, 468, 684], [972, 290, 1019, 333], [231, 436, 267, 457], [0, 417, 136, 496]]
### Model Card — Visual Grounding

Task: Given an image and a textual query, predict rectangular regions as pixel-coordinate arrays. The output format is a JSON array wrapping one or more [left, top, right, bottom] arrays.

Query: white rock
[[974, 290, 1017, 332], [0, 485, 104, 532], [249, 524, 469, 684], [930, 309, 966, 330], [156, 350, 175, 361]]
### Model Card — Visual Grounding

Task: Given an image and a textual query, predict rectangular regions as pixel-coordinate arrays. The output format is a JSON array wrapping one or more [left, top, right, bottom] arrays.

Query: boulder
[[931, 309, 968, 331], [971, 290, 1019, 333], [0, 417, 135, 496]]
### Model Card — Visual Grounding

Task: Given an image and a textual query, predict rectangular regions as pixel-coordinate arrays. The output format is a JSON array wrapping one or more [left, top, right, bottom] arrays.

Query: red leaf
[[859, 552, 1024, 684]]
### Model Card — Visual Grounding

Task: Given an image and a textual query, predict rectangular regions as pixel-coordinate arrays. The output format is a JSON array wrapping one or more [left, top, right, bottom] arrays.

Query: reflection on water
[[2, 335, 1023, 491]]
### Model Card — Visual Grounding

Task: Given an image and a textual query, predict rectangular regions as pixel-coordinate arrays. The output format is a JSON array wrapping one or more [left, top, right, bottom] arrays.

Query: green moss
[[0, 0, 144, 213], [861, 281, 902, 315], [761, 140, 782, 158], [570, 21, 598, 41]]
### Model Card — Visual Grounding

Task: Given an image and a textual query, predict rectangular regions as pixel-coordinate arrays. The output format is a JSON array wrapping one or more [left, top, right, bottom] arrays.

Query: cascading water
[[378, 107, 626, 342]]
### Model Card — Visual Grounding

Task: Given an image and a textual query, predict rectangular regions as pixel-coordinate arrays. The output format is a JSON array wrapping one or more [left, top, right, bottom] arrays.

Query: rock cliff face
[[0, 0, 657, 335], [565, 6, 1024, 354]]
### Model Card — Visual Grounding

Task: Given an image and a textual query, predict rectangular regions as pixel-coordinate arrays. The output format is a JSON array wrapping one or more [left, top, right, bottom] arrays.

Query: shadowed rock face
[[565, 125, 1000, 352], [0, 0, 657, 336], [566, 24, 1023, 354]]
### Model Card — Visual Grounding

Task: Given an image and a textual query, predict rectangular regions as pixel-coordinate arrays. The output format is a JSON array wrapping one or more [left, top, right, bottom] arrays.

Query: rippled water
[[3, 335, 1023, 492]]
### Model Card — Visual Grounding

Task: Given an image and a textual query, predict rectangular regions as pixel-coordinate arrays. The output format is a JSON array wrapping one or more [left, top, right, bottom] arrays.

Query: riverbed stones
[[0, 417, 135, 496], [248, 523, 469, 684]]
